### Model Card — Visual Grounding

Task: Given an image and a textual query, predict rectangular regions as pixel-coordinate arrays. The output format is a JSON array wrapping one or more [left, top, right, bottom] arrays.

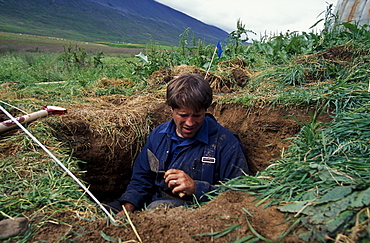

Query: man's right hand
[[164, 169, 195, 197], [116, 202, 135, 217]]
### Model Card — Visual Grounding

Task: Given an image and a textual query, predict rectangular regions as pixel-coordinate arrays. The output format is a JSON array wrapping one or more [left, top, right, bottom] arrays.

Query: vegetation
[[1, 6, 369, 242]]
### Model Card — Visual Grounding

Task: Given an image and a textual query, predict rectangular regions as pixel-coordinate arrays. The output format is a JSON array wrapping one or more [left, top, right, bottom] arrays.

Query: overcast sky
[[155, 0, 337, 40]]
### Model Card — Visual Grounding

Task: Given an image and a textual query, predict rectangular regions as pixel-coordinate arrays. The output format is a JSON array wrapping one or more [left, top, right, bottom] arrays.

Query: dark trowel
[[147, 149, 185, 198], [147, 149, 165, 175]]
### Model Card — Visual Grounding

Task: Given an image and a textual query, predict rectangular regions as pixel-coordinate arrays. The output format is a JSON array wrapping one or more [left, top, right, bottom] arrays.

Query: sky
[[155, 0, 337, 40]]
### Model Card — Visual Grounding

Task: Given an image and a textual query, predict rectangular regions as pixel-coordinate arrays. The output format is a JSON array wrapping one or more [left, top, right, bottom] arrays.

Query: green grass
[[0, 121, 99, 241], [97, 42, 149, 49], [0, 31, 145, 54]]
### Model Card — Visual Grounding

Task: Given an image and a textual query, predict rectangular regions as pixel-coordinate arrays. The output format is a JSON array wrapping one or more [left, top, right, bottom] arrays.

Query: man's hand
[[116, 202, 135, 217], [164, 169, 195, 197]]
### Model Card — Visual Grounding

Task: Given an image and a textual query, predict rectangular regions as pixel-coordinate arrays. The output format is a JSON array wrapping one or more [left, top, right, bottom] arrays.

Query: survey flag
[[216, 40, 223, 58]]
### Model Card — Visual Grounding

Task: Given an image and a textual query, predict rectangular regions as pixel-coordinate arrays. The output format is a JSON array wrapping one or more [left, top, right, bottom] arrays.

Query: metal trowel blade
[[147, 149, 165, 174]]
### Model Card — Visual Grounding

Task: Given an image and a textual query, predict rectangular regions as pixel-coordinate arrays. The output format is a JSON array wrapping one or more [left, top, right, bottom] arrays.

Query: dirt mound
[[148, 64, 251, 93], [294, 45, 362, 64], [218, 59, 253, 87], [148, 65, 207, 87], [97, 77, 135, 88], [32, 190, 305, 243]]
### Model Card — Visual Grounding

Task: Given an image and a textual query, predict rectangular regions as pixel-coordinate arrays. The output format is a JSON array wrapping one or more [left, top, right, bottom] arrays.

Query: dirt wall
[[54, 100, 330, 203]]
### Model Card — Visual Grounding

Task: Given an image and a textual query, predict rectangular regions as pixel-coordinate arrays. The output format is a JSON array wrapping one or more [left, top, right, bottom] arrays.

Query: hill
[[0, 0, 228, 45]]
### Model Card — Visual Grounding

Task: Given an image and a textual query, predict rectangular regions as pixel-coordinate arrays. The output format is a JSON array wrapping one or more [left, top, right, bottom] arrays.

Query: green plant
[[228, 19, 256, 55], [221, 99, 370, 241], [60, 43, 102, 70]]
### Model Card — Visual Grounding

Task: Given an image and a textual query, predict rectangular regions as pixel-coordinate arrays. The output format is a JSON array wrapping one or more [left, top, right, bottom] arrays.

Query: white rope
[[0, 100, 28, 114], [0, 105, 116, 223]]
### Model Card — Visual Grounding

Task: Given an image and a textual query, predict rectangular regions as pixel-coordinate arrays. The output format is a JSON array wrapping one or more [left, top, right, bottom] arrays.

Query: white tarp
[[335, 0, 370, 26]]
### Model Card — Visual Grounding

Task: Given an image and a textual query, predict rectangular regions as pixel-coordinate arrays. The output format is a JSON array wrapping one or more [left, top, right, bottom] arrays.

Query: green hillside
[[0, 0, 228, 45]]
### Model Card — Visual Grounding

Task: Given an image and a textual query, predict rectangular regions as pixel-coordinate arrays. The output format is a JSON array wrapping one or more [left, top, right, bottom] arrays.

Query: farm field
[[0, 15, 369, 243], [0, 31, 145, 55]]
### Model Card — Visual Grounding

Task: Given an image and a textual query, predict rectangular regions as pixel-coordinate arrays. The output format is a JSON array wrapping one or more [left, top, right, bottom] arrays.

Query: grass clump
[[0, 121, 99, 241]]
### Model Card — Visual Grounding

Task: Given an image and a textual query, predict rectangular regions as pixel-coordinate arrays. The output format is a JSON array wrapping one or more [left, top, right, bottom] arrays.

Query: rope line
[[0, 104, 116, 223]]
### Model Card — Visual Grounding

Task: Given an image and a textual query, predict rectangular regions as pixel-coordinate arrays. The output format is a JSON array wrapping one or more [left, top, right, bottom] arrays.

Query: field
[[0, 31, 145, 55], [0, 14, 369, 243]]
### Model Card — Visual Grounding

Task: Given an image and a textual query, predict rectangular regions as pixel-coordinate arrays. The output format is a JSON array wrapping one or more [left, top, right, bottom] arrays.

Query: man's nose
[[184, 116, 195, 126]]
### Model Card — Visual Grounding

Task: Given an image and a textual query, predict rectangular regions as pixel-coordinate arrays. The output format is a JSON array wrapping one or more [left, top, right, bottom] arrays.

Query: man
[[111, 73, 249, 216]]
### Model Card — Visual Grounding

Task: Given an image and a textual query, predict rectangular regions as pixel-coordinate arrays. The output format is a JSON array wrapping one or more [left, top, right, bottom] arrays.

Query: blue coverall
[[118, 114, 250, 210]]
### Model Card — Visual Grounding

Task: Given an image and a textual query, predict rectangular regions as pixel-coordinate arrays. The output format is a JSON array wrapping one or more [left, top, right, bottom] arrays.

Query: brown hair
[[166, 73, 212, 111]]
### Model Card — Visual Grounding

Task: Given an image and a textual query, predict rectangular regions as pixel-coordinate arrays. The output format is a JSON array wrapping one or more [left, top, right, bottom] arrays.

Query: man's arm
[[117, 125, 168, 211], [117, 143, 156, 210]]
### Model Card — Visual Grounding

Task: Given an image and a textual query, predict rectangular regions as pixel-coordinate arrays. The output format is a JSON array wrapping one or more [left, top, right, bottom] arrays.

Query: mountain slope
[[0, 0, 228, 45]]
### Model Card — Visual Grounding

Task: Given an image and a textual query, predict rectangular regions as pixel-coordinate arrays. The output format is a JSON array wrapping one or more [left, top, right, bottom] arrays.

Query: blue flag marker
[[205, 40, 223, 79], [216, 40, 223, 58]]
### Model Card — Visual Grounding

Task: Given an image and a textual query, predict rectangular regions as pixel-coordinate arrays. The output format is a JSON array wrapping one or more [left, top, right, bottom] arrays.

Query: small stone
[[0, 217, 29, 239]]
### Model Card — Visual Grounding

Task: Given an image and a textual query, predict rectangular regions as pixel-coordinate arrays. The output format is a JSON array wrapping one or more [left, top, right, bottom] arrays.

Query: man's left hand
[[164, 169, 195, 197]]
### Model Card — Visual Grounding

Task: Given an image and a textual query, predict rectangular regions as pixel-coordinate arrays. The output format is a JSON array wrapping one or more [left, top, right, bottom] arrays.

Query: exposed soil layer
[[28, 97, 330, 242], [55, 99, 331, 202]]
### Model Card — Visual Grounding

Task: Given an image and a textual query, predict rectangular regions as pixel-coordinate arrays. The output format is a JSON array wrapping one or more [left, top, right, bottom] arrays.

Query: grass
[[220, 86, 370, 241], [0, 31, 144, 55], [0, 121, 99, 240], [97, 42, 153, 49]]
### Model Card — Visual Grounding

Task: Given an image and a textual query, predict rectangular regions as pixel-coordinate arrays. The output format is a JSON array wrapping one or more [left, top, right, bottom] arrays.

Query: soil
[[33, 190, 306, 243]]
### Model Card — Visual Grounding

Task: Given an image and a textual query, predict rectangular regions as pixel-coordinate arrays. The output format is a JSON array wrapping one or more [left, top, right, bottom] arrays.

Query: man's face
[[172, 107, 206, 139]]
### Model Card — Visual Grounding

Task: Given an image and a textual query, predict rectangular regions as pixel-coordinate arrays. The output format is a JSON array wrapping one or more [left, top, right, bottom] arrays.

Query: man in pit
[[108, 73, 250, 216]]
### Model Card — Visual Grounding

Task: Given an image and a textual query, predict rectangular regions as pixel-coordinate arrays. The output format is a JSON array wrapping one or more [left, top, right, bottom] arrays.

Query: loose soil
[[33, 191, 306, 243]]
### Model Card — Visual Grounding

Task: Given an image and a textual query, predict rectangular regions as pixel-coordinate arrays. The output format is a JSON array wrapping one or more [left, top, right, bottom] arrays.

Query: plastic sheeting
[[334, 0, 370, 26]]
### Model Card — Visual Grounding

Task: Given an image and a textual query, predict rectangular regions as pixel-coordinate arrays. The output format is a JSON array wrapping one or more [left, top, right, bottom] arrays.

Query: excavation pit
[[54, 96, 329, 203]]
